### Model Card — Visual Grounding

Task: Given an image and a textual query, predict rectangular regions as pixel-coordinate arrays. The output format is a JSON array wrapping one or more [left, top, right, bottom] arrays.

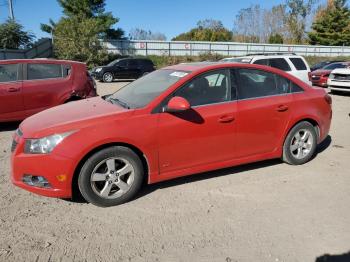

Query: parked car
[[91, 58, 156, 83], [309, 62, 350, 87], [310, 60, 342, 72], [327, 67, 350, 93], [0, 59, 97, 123], [220, 53, 311, 85], [11, 62, 332, 207]]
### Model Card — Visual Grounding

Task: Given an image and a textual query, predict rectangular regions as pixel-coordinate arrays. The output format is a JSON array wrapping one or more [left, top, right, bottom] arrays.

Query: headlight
[[329, 74, 334, 79], [95, 68, 102, 73], [24, 131, 75, 154]]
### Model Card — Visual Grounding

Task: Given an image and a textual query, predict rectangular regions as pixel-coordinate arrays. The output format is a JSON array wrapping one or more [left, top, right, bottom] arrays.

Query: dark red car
[[0, 59, 97, 122], [310, 62, 350, 87], [11, 62, 332, 207]]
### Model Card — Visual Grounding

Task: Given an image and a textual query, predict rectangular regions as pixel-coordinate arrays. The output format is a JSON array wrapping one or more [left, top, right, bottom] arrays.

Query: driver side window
[[174, 70, 230, 107]]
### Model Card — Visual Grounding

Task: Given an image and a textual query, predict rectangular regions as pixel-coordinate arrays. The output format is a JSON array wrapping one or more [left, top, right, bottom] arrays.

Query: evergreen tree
[[0, 19, 34, 49], [308, 0, 350, 46], [41, 0, 124, 65]]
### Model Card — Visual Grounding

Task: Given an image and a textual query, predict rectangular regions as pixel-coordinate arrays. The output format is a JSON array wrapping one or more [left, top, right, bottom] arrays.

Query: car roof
[[0, 58, 85, 65], [164, 61, 290, 74]]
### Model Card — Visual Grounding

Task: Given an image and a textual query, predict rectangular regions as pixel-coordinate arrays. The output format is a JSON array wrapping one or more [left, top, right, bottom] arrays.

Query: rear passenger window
[[0, 64, 18, 83], [268, 58, 291, 71], [237, 69, 290, 99], [291, 82, 304, 93], [27, 64, 63, 80], [290, 58, 307, 70], [128, 60, 138, 68]]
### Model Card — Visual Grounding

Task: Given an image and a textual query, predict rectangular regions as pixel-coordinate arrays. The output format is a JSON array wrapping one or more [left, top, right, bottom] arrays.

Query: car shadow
[[316, 251, 350, 262], [316, 135, 332, 155], [135, 158, 282, 200], [0, 122, 20, 132]]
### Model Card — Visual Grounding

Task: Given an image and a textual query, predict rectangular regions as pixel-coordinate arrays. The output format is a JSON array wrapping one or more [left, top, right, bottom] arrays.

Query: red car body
[[11, 63, 332, 199], [0, 59, 97, 122], [310, 69, 332, 87]]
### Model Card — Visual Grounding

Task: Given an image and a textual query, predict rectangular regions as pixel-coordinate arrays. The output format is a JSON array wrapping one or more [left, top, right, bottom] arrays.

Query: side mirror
[[164, 96, 191, 113]]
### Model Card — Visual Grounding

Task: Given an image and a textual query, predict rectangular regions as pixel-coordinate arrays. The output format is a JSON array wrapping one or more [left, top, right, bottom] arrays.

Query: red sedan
[[310, 62, 350, 87], [0, 59, 97, 122], [11, 63, 332, 207]]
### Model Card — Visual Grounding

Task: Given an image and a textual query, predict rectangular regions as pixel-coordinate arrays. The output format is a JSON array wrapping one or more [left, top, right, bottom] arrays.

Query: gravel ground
[[0, 82, 349, 262]]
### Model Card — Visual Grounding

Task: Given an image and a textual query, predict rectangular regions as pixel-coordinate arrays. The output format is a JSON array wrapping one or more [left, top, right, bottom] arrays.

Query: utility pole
[[8, 0, 14, 20]]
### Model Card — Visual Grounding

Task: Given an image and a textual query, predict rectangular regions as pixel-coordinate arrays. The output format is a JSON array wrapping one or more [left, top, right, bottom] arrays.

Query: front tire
[[78, 146, 144, 207], [282, 121, 317, 165], [102, 72, 114, 83]]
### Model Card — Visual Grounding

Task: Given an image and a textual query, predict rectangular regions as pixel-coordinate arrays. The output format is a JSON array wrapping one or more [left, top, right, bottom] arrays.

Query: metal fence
[[0, 38, 53, 60], [104, 40, 350, 57]]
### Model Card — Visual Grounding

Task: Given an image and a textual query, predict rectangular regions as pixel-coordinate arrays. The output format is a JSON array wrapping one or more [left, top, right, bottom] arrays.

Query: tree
[[285, 0, 318, 44], [54, 16, 107, 65], [268, 33, 284, 43], [172, 19, 233, 42], [129, 28, 166, 41], [308, 0, 350, 45], [42, 0, 124, 65], [0, 19, 34, 49]]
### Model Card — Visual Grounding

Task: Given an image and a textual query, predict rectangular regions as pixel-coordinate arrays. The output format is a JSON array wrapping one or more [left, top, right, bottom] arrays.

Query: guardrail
[[104, 40, 350, 57], [0, 38, 53, 60]]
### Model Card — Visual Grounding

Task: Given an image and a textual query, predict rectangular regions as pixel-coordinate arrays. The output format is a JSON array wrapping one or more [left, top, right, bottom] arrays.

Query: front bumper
[[11, 136, 75, 198], [327, 80, 350, 92], [91, 71, 103, 80]]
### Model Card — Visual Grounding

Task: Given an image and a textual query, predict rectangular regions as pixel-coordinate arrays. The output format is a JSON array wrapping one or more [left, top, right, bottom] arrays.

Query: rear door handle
[[277, 105, 289, 112], [7, 87, 20, 92], [218, 115, 235, 123]]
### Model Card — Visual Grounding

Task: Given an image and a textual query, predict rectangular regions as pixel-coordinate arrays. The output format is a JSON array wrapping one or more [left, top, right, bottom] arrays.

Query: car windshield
[[323, 63, 347, 70], [107, 69, 190, 109]]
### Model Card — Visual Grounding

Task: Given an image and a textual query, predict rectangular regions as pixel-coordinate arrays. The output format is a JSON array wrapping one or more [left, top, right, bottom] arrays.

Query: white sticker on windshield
[[170, 71, 188, 78]]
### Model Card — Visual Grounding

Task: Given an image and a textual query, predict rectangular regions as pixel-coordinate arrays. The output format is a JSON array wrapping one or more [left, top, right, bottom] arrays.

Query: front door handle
[[218, 115, 235, 123], [7, 87, 20, 92], [277, 105, 289, 112]]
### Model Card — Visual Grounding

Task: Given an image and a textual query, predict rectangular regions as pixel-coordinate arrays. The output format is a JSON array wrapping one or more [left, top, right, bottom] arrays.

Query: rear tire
[[78, 146, 144, 207], [282, 121, 317, 165]]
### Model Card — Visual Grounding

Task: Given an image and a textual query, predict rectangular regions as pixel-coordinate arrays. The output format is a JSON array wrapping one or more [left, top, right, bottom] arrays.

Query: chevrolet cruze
[[11, 63, 332, 207]]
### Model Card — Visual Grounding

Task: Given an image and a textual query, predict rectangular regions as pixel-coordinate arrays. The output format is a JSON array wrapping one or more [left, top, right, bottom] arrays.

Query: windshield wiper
[[106, 96, 130, 109]]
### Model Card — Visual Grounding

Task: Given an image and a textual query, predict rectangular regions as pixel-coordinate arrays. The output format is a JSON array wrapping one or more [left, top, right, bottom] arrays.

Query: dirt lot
[[0, 82, 349, 262]]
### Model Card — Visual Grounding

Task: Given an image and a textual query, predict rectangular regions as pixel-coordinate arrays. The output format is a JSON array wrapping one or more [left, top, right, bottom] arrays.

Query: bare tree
[[129, 28, 166, 41]]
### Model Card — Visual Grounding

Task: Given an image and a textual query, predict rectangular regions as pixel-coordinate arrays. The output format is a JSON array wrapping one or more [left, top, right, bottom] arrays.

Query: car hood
[[311, 69, 331, 75], [331, 68, 350, 74], [20, 97, 132, 138]]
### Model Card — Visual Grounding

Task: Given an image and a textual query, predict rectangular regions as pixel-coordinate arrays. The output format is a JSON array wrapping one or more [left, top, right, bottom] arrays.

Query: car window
[[291, 82, 304, 93], [237, 69, 290, 99], [128, 60, 138, 68], [0, 64, 18, 83], [27, 64, 63, 80], [268, 58, 291, 71], [289, 58, 307, 70], [323, 63, 347, 70], [253, 59, 269, 66], [174, 70, 230, 107], [117, 60, 127, 67]]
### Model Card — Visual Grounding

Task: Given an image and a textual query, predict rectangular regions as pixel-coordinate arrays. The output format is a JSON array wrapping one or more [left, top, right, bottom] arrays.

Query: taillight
[[324, 94, 332, 105], [308, 72, 312, 81]]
